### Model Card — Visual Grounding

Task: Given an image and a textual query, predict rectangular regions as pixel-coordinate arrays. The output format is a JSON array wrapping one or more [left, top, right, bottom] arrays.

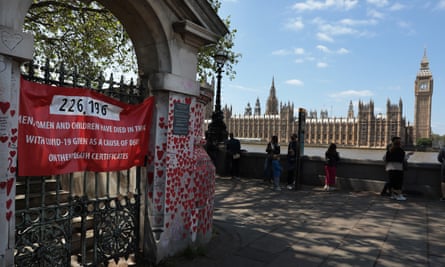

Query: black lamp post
[[207, 49, 229, 145]]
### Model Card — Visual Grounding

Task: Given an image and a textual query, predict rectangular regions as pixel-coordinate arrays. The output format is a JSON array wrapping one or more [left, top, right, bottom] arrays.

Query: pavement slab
[[157, 177, 445, 267]]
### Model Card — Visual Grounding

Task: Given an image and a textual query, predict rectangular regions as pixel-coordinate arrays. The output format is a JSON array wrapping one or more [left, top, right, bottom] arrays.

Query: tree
[[416, 138, 432, 148], [24, 0, 239, 82], [24, 0, 136, 80], [197, 0, 240, 82]]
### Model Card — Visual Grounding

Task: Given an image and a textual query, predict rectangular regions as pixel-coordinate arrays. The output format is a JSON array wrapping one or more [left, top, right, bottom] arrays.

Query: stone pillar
[[0, 1, 33, 266]]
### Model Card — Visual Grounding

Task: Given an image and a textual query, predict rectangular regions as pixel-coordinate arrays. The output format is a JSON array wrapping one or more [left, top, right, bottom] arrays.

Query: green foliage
[[197, 16, 241, 82], [197, 0, 241, 82], [431, 133, 445, 148], [416, 138, 432, 147], [24, 0, 240, 82], [25, 0, 137, 80]]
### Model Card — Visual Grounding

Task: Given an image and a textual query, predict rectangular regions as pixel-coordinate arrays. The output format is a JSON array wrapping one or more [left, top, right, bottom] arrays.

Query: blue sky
[[217, 0, 445, 135]]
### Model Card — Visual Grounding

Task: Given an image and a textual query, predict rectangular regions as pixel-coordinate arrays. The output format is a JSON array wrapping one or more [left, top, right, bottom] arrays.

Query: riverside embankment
[[213, 143, 442, 199]]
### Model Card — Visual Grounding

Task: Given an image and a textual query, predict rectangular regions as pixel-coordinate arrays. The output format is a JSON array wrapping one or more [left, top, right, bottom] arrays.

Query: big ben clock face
[[419, 81, 428, 91]]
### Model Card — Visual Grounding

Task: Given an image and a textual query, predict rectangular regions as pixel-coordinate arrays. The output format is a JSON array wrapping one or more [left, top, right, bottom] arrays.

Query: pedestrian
[[263, 137, 274, 184], [324, 143, 340, 191], [204, 131, 217, 165], [437, 145, 445, 201], [226, 133, 241, 180], [384, 136, 407, 201], [381, 138, 396, 196], [286, 134, 298, 190], [269, 135, 282, 191]]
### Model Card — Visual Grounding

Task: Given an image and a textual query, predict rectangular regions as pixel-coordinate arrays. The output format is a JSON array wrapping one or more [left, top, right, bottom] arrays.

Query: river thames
[[240, 143, 440, 164]]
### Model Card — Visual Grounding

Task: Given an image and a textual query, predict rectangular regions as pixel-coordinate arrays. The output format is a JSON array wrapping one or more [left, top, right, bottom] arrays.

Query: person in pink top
[[324, 143, 340, 191]]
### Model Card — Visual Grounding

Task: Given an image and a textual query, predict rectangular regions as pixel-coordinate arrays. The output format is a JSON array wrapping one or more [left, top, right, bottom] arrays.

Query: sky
[[217, 0, 445, 135]]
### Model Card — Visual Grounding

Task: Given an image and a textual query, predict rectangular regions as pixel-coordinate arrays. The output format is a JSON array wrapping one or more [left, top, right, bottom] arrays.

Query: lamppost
[[207, 49, 229, 145]]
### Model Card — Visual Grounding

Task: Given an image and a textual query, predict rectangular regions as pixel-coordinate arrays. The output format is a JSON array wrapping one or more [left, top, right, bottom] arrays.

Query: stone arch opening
[[95, 1, 172, 78], [1, 0, 227, 265]]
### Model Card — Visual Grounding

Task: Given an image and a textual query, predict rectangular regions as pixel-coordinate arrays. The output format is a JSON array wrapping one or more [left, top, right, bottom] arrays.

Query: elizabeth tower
[[414, 49, 433, 143]]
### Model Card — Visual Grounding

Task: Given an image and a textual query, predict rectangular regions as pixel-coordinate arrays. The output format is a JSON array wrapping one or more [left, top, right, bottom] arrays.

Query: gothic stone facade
[[204, 51, 433, 148]]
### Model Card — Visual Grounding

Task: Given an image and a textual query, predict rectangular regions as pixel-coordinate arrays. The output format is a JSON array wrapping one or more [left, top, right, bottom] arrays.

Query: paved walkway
[[172, 177, 445, 267]]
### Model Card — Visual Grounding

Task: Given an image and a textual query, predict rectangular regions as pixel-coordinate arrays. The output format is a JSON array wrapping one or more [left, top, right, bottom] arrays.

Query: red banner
[[18, 78, 154, 176]]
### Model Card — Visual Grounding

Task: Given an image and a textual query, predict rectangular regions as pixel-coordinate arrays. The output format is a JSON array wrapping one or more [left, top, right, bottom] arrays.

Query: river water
[[241, 143, 440, 164]]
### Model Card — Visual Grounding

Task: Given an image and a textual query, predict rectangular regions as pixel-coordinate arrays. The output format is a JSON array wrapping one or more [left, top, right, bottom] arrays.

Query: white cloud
[[366, 0, 389, 8], [272, 49, 291, 56], [397, 20, 410, 28], [397, 20, 415, 35], [313, 16, 378, 43], [340, 18, 378, 26], [438, 0, 445, 9], [286, 17, 305, 31], [330, 90, 374, 98], [367, 9, 385, 19], [389, 3, 405, 11], [285, 79, 304, 86], [317, 45, 331, 53], [319, 23, 357, 36], [294, 48, 305, 55], [317, 32, 334, 42], [337, 48, 349, 54], [292, 0, 358, 12], [317, 62, 328, 68]]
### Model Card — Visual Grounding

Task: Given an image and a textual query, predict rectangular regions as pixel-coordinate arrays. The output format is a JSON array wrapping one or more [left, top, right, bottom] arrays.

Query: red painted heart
[[157, 150, 164, 160], [6, 211, 12, 221], [0, 102, 10, 114], [11, 128, 17, 135], [0, 136, 8, 143], [6, 198, 12, 209], [6, 178, 13, 195], [10, 110, 15, 117], [9, 150, 16, 157]]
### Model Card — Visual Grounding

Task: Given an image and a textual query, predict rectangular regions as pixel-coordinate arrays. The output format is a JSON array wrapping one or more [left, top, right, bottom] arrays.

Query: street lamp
[[207, 49, 229, 145]]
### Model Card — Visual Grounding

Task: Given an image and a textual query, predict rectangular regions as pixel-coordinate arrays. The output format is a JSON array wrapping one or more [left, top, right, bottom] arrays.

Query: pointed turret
[[265, 77, 279, 115], [417, 48, 432, 78], [347, 100, 354, 118], [254, 98, 261, 116]]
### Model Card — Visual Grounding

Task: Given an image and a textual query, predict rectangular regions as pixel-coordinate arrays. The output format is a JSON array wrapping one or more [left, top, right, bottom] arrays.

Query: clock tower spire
[[414, 48, 433, 143]]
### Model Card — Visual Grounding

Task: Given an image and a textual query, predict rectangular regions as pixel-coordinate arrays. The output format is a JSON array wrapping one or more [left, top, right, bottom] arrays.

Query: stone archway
[[0, 0, 227, 265]]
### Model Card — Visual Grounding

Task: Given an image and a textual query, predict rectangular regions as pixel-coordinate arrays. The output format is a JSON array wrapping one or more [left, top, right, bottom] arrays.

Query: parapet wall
[[216, 150, 442, 199]]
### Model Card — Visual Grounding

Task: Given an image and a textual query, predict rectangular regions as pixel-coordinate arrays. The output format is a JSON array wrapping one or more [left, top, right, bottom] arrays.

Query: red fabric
[[324, 165, 337, 186], [18, 78, 154, 176]]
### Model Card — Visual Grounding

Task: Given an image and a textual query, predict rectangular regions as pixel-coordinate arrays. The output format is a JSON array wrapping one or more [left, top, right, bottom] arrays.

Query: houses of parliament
[[205, 50, 433, 149]]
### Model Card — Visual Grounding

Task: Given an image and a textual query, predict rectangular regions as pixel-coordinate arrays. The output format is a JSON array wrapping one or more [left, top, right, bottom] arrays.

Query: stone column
[[0, 1, 33, 266]]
